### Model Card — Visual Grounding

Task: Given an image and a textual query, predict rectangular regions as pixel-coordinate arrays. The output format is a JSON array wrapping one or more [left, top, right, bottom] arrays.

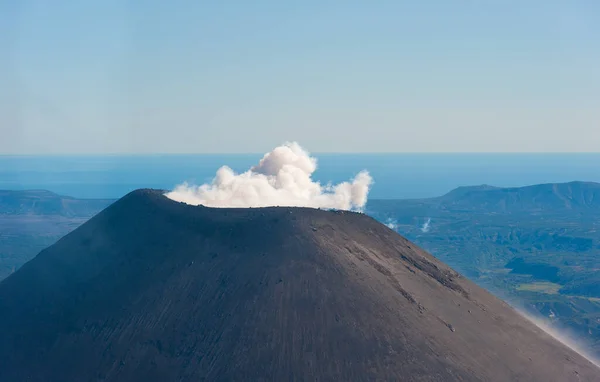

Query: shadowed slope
[[0, 189, 598, 381]]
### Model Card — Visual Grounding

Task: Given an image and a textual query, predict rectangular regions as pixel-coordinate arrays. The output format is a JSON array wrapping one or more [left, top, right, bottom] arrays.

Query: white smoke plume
[[421, 218, 431, 233], [385, 218, 398, 230], [165, 142, 373, 211]]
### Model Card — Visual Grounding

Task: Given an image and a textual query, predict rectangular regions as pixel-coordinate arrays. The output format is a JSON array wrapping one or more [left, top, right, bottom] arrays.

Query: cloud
[[165, 142, 372, 210]]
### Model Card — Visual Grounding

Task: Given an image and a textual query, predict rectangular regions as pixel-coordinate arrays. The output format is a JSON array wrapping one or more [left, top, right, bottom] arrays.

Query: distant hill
[[437, 181, 600, 213], [0, 189, 598, 381], [0, 190, 114, 217]]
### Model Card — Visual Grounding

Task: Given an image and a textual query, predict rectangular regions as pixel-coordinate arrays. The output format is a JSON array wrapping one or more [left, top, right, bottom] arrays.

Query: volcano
[[0, 189, 598, 381]]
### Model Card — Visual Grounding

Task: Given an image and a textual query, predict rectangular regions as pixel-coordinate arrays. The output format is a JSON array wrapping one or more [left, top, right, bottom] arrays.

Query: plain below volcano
[[0, 189, 598, 381]]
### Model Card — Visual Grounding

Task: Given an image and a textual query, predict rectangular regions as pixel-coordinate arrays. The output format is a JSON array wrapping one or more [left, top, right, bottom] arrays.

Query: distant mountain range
[[438, 181, 600, 213], [370, 181, 600, 217]]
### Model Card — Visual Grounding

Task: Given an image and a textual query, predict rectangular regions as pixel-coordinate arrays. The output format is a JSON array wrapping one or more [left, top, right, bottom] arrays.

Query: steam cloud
[[166, 142, 372, 210], [421, 218, 431, 233], [385, 218, 398, 231]]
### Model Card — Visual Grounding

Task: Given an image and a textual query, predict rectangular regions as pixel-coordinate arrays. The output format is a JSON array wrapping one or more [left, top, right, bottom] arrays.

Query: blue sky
[[1, 1, 598, 153]]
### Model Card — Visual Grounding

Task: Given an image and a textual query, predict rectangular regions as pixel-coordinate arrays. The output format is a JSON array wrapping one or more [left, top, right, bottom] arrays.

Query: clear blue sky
[[1, 0, 598, 154]]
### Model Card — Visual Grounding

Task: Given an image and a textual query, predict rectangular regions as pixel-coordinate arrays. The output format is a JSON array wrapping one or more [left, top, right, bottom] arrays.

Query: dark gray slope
[[0, 189, 598, 381]]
